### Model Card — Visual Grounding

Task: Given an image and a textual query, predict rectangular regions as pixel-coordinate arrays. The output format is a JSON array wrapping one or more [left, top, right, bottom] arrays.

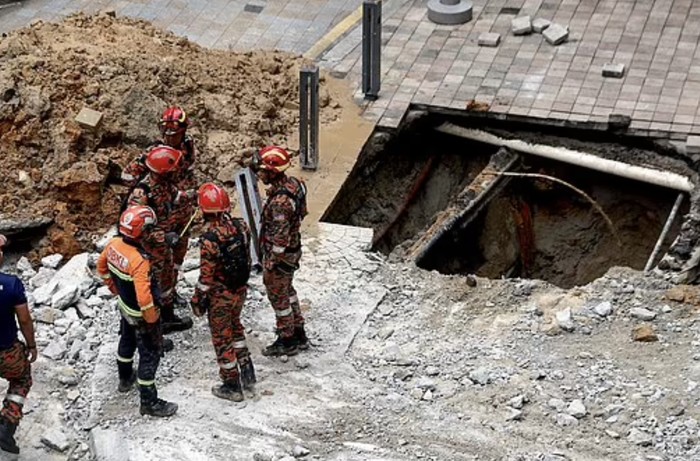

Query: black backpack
[[202, 219, 251, 289]]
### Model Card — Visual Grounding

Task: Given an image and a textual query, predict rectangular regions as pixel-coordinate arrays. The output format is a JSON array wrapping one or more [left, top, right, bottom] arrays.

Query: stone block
[[532, 18, 551, 33], [90, 428, 131, 461], [687, 135, 700, 155], [75, 107, 103, 129], [543, 23, 569, 45], [511, 16, 532, 35], [602, 63, 625, 78], [478, 32, 501, 47]]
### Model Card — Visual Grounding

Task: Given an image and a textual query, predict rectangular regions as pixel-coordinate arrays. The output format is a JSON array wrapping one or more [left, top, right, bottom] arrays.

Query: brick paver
[[0, 0, 363, 55], [325, 0, 700, 140]]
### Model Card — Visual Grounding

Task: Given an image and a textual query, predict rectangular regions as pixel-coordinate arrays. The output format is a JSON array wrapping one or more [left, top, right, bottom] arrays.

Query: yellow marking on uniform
[[304, 5, 364, 60]]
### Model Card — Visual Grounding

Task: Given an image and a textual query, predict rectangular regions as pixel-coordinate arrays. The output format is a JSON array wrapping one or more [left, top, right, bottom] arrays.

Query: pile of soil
[[0, 12, 340, 257]]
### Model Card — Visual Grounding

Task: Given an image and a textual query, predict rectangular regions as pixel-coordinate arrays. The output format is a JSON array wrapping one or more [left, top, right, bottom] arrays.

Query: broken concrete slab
[[90, 428, 130, 461], [511, 16, 532, 35], [532, 18, 551, 33], [51, 284, 80, 310], [478, 32, 501, 47], [33, 278, 60, 305], [542, 23, 569, 45], [602, 63, 625, 78], [41, 254, 63, 269], [43, 340, 67, 361], [75, 107, 103, 129], [41, 427, 71, 452]]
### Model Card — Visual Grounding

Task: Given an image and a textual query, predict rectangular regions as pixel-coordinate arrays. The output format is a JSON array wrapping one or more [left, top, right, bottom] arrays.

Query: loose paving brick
[[74, 107, 103, 129], [602, 63, 625, 78], [532, 18, 551, 33], [511, 16, 532, 35], [478, 32, 500, 47], [542, 23, 569, 45]]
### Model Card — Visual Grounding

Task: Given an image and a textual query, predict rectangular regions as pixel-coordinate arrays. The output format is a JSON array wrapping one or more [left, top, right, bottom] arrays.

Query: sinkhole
[[323, 113, 692, 288]]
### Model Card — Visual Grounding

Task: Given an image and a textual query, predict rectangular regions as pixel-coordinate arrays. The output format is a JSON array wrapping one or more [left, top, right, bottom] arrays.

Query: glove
[[165, 231, 180, 248]]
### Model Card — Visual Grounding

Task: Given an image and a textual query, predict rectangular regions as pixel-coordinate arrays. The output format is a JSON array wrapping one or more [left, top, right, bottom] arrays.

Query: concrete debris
[[41, 427, 71, 452], [33, 279, 60, 305], [51, 284, 80, 310], [630, 307, 657, 321], [292, 445, 310, 458], [30, 267, 56, 288], [555, 308, 575, 332], [567, 399, 587, 419], [96, 286, 114, 299], [542, 23, 569, 45], [35, 307, 63, 324], [686, 135, 700, 155], [468, 367, 492, 385], [556, 413, 579, 427], [75, 107, 104, 129], [628, 428, 653, 446], [593, 301, 613, 317], [511, 16, 532, 35], [377, 326, 395, 340], [16, 256, 33, 273], [548, 398, 567, 412], [633, 324, 659, 342], [43, 340, 67, 360], [41, 253, 64, 269], [90, 428, 130, 461], [508, 395, 526, 409], [506, 408, 523, 421], [532, 17, 551, 32]]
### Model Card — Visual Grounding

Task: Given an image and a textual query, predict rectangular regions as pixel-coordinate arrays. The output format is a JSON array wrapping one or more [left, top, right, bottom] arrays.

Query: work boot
[[162, 338, 174, 353], [140, 398, 178, 417], [295, 325, 309, 351], [118, 372, 136, 393], [161, 313, 193, 335], [211, 378, 244, 402], [262, 335, 298, 357], [0, 418, 19, 454], [240, 359, 257, 390]]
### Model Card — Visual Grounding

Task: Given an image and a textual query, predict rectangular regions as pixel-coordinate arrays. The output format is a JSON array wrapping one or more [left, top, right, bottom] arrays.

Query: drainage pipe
[[644, 192, 685, 272], [437, 123, 694, 192]]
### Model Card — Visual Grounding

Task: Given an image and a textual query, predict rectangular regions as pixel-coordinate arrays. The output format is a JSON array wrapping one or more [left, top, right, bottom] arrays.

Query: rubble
[[630, 307, 657, 321], [633, 324, 658, 342], [41, 427, 71, 452]]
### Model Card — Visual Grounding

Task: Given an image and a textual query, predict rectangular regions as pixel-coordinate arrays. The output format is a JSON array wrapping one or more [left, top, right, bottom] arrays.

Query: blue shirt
[[0, 273, 27, 349]]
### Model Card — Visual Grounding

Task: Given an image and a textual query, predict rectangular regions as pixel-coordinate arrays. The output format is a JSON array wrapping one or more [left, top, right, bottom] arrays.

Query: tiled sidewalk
[[326, 0, 700, 139], [0, 0, 362, 54]]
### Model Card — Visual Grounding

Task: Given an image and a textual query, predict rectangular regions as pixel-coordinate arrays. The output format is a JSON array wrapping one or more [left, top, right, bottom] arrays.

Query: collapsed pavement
[[3, 221, 700, 460]]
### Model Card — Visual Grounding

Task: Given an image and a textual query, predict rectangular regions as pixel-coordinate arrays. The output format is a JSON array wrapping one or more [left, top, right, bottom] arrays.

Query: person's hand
[[26, 345, 37, 363], [165, 232, 180, 248]]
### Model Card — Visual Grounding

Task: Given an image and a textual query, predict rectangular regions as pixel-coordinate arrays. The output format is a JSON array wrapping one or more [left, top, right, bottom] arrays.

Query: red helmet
[[255, 146, 291, 173], [159, 106, 188, 136], [198, 183, 231, 214], [145, 146, 183, 174], [119, 206, 157, 240]]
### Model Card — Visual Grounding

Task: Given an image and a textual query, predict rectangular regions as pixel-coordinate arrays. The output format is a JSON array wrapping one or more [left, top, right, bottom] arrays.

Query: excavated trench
[[323, 114, 692, 288]]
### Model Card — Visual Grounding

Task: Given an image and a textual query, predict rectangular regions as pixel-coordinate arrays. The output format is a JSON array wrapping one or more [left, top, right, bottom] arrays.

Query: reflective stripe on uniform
[[275, 307, 293, 317], [117, 355, 134, 363], [196, 282, 210, 292], [118, 297, 143, 318], [272, 245, 286, 254], [108, 264, 134, 282], [137, 378, 155, 387], [289, 295, 299, 304], [6, 394, 25, 406], [99, 272, 111, 280], [219, 360, 239, 370], [121, 173, 135, 181], [233, 340, 248, 349]]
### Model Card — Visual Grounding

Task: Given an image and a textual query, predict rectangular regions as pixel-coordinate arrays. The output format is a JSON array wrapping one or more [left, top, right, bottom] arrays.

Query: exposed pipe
[[644, 192, 685, 272], [436, 123, 694, 192]]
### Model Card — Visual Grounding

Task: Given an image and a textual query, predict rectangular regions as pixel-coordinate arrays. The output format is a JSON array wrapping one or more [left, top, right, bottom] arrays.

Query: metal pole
[[644, 192, 685, 272], [308, 66, 320, 170], [234, 167, 264, 267], [299, 68, 310, 169], [362, 0, 381, 100]]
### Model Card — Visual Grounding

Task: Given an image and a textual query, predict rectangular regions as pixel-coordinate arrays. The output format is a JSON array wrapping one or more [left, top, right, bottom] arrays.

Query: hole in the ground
[[324, 113, 692, 288]]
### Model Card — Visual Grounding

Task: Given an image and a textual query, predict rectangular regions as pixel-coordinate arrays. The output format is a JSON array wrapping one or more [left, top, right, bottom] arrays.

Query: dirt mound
[[0, 13, 340, 257]]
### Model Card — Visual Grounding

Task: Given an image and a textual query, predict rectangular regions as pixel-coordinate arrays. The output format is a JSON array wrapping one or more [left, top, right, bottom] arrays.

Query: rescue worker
[[191, 183, 255, 401], [121, 106, 197, 307], [251, 146, 309, 357], [97, 207, 178, 417], [0, 234, 36, 454], [127, 145, 193, 335]]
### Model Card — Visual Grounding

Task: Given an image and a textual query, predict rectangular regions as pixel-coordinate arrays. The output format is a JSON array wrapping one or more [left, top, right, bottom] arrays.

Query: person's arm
[[191, 237, 218, 316], [15, 305, 36, 363], [264, 197, 294, 269], [96, 246, 117, 294], [132, 259, 158, 324]]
